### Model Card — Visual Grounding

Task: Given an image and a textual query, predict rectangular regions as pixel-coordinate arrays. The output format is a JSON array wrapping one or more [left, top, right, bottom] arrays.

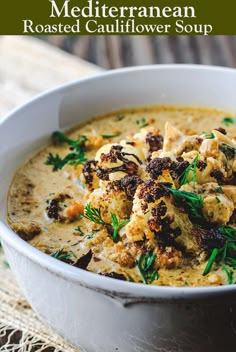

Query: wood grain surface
[[39, 35, 236, 69]]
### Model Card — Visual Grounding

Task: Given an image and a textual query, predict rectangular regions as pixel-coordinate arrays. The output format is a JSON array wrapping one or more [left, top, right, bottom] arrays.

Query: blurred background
[[39, 35, 236, 68]]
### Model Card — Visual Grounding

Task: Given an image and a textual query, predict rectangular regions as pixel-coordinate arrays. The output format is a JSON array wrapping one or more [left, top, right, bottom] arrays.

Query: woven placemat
[[0, 248, 78, 351]]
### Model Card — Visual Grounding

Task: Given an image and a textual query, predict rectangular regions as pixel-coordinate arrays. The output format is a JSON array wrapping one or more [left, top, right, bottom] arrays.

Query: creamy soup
[[7, 106, 236, 286]]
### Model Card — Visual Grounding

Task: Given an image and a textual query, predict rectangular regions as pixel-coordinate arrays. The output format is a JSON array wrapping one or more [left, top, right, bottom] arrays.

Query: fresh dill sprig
[[216, 186, 224, 194], [116, 115, 125, 121], [179, 155, 199, 186], [101, 134, 120, 138], [203, 248, 219, 276], [46, 149, 87, 171], [136, 252, 159, 284], [83, 203, 129, 242], [110, 213, 130, 242], [83, 203, 110, 226], [74, 226, 84, 235], [168, 188, 204, 222], [52, 131, 87, 149], [46, 132, 87, 171], [203, 226, 236, 278], [219, 143, 236, 160], [51, 249, 74, 261], [203, 132, 215, 139], [221, 264, 233, 285], [221, 117, 235, 126]]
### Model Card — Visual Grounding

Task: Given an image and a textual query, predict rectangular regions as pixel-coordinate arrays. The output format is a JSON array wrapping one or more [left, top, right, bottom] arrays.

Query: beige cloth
[[0, 36, 101, 351]]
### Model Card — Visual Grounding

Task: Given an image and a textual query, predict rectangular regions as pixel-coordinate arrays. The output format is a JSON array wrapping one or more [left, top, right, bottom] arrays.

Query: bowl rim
[[1, 63, 236, 299]]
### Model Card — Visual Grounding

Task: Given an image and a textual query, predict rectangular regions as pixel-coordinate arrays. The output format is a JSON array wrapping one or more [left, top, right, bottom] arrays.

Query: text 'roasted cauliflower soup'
[[7, 107, 236, 287]]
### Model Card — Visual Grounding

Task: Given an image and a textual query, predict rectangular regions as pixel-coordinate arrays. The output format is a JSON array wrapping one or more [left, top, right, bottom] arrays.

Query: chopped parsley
[[136, 252, 159, 284], [179, 155, 199, 186], [221, 117, 235, 126], [46, 132, 87, 171], [136, 117, 148, 128], [83, 203, 129, 242]]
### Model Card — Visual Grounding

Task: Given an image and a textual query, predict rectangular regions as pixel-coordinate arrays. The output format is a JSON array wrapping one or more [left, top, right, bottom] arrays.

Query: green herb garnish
[[216, 186, 224, 194], [51, 249, 74, 261], [219, 143, 236, 160], [46, 133, 87, 171], [101, 134, 120, 139], [203, 248, 219, 276], [83, 203, 110, 226], [222, 264, 233, 284], [179, 155, 199, 186], [116, 115, 125, 121], [136, 252, 159, 284], [215, 196, 221, 203], [203, 132, 215, 139], [83, 203, 129, 242], [74, 227, 84, 235], [203, 226, 236, 279], [221, 117, 235, 126], [52, 131, 87, 149], [136, 117, 148, 128], [110, 213, 130, 242], [168, 188, 204, 222]]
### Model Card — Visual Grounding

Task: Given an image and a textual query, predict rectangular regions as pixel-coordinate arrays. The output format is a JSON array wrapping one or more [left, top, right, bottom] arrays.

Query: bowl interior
[[1, 65, 236, 297]]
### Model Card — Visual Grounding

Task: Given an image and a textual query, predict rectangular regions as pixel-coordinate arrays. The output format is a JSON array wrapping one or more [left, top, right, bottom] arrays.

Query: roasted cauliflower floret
[[95, 143, 144, 183], [203, 195, 234, 225], [87, 186, 132, 225]]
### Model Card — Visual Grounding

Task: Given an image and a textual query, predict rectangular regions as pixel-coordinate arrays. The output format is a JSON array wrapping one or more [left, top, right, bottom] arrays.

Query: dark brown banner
[[0, 0, 235, 35]]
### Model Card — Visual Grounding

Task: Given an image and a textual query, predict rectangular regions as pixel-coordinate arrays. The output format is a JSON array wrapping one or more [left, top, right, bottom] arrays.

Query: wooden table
[[41, 35, 236, 69], [0, 35, 101, 352]]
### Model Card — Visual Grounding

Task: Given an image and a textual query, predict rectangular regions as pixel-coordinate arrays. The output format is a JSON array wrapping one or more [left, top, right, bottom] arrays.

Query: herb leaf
[[221, 117, 235, 126], [101, 134, 120, 139], [203, 248, 219, 276], [83, 203, 109, 226], [203, 132, 215, 139], [52, 131, 87, 149], [136, 117, 148, 128], [46, 132, 87, 171], [203, 226, 236, 279], [136, 252, 159, 284], [220, 143, 236, 160], [110, 213, 129, 242], [222, 264, 233, 284], [179, 155, 199, 186], [168, 188, 204, 222], [83, 203, 129, 242], [51, 249, 73, 261]]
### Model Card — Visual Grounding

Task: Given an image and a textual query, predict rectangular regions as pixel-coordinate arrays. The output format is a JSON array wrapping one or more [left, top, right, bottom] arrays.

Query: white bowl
[[0, 65, 236, 352]]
